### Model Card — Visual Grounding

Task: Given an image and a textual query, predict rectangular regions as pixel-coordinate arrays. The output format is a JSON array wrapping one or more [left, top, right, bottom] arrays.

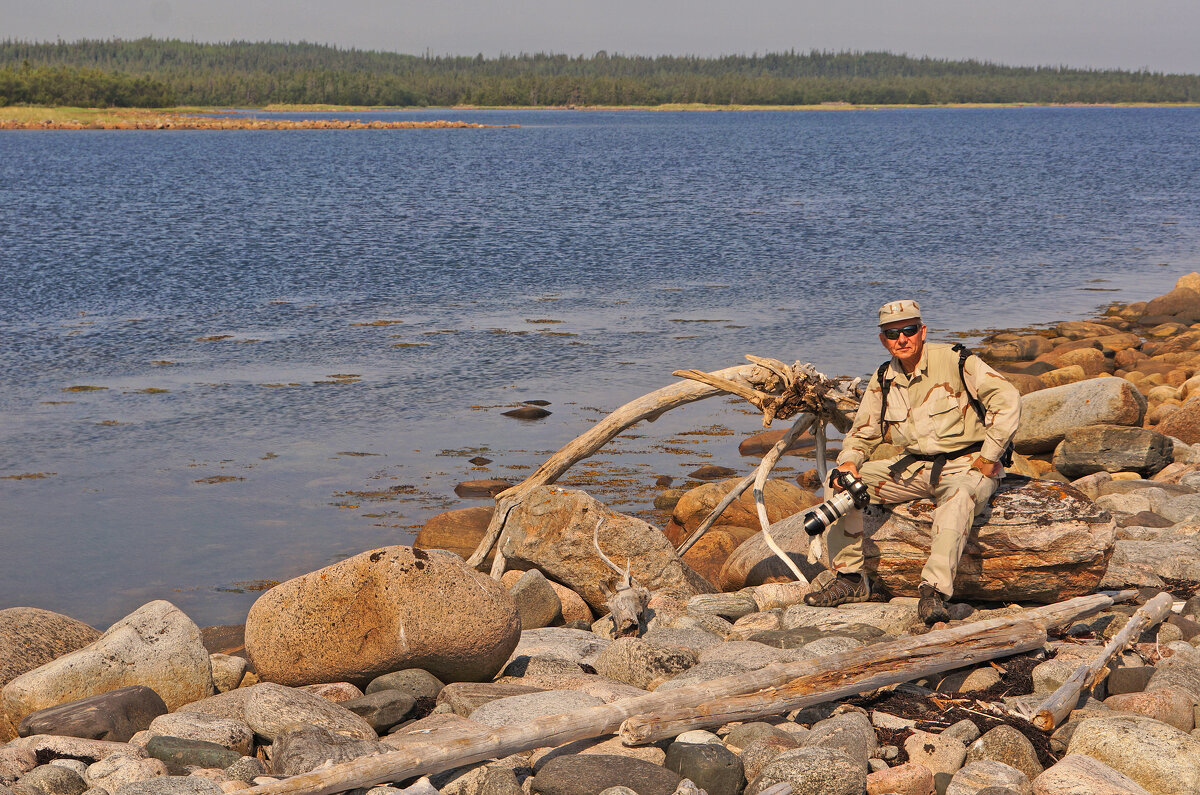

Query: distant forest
[[2, 38, 1199, 108]]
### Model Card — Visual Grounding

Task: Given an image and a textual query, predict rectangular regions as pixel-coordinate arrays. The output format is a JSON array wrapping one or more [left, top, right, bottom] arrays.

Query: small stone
[[593, 637, 697, 690], [111, 779, 222, 795], [531, 755, 680, 795], [942, 720, 982, 745], [965, 725, 1043, 782], [146, 713, 253, 757], [745, 747, 865, 795], [688, 465, 738, 480], [1104, 687, 1196, 732], [14, 766, 86, 795], [467, 690, 602, 728], [806, 711, 877, 767], [904, 729, 967, 778], [268, 724, 383, 777], [454, 479, 514, 498], [208, 655, 248, 694], [85, 756, 169, 793], [723, 722, 797, 751], [1031, 753, 1150, 794], [655, 476, 674, 488], [1107, 666, 1156, 695], [865, 761, 934, 795], [509, 569, 563, 630], [468, 457, 493, 466], [297, 683, 363, 703], [501, 406, 550, 420], [222, 758, 266, 784], [946, 761, 1029, 795], [241, 683, 376, 742], [737, 734, 803, 781], [340, 690, 417, 734], [663, 742, 744, 795], [364, 669, 445, 701], [144, 737, 242, 772]]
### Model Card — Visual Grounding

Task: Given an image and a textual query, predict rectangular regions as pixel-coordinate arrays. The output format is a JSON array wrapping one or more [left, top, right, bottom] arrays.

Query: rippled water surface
[[2, 108, 1198, 626]]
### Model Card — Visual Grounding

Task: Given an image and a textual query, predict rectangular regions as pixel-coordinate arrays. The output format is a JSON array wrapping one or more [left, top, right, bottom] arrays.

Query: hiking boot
[[804, 573, 870, 607], [918, 583, 950, 626]]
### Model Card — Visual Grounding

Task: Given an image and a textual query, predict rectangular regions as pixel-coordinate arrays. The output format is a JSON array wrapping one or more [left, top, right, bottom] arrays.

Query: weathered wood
[[1032, 590, 1174, 731], [234, 592, 1126, 795], [674, 473, 756, 556], [619, 620, 1047, 743], [467, 363, 765, 571], [753, 413, 817, 585]]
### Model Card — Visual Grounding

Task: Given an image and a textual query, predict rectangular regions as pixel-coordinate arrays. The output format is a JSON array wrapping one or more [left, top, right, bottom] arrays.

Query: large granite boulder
[[245, 546, 520, 686], [498, 487, 715, 611], [1052, 425, 1173, 479], [1015, 377, 1147, 454], [0, 608, 102, 741], [1157, 397, 1200, 445], [1, 601, 213, 735], [720, 477, 1115, 602]]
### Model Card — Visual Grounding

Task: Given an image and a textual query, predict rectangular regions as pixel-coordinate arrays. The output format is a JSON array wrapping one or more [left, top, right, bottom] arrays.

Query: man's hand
[[831, 461, 860, 491], [971, 456, 1002, 478]]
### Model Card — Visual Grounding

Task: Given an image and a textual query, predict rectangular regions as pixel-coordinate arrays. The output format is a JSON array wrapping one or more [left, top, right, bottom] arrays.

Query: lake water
[[1, 107, 1197, 628]]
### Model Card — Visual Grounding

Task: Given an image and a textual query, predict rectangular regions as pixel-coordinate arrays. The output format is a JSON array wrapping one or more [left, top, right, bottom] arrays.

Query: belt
[[889, 441, 985, 488]]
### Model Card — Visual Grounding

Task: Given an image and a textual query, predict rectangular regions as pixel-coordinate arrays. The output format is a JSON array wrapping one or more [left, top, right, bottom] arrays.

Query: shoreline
[[1, 101, 1198, 130]]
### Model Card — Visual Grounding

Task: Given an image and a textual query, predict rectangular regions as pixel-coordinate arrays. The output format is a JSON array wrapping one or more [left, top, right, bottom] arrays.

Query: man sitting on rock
[[804, 300, 1022, 624]]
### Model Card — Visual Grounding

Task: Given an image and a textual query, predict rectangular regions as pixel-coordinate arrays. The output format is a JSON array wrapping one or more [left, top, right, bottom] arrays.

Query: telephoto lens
[[801, 470, 871, 536]]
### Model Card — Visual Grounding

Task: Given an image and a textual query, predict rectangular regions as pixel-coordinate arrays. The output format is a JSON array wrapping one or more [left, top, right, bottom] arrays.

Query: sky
[[3, 0, 1200, 74]]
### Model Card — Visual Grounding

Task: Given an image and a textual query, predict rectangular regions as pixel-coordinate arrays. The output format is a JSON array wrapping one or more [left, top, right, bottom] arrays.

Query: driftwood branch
[[234, 592, 1128, 795], [1031, 591, 1174, 731], [675, 473, 755, 556], [619, 620, 1047, 744], [754, 413, 817, 585]]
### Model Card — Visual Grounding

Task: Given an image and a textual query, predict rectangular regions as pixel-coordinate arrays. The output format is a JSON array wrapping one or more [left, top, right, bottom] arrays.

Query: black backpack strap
[[952, 343, 1014, 467], [876, 360, 893, 439]]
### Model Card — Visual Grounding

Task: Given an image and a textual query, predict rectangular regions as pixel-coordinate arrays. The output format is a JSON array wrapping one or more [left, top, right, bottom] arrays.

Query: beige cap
[[878, 299, 922, 327]]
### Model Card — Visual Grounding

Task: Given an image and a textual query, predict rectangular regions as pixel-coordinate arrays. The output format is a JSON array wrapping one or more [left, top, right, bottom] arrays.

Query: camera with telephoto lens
[[802, 469, 871, 536]]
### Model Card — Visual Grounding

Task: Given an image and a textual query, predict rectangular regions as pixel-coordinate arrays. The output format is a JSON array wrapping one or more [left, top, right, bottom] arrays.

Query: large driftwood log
[[1031, 591, 1174, 731], [234, 592, 1128, 795], [619, 620, 1047, 743]]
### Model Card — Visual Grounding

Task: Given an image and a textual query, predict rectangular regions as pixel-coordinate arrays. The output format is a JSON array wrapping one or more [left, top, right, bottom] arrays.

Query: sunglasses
[[881, 323, 922, 340]]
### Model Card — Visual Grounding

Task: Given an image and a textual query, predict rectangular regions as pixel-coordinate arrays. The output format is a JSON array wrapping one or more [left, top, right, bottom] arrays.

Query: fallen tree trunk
[[235, 592, 1129, 795], [619, 620, 1047, 744], [1031, 590, 1174, 731]]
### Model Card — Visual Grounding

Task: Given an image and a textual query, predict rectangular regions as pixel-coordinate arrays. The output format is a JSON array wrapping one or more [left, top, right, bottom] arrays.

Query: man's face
[[879, 318, 926, 367]]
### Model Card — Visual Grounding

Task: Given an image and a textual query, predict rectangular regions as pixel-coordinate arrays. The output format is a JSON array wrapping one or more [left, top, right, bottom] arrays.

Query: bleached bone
[[593, 517, 651, 637]]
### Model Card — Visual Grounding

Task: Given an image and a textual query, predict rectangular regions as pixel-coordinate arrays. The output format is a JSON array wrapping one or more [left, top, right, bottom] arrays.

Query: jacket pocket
[[927, 396, 965, 437]]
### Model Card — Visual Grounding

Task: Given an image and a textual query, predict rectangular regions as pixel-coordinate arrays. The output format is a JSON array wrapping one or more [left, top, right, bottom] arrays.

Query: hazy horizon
[[2, 0, 1199, 75]]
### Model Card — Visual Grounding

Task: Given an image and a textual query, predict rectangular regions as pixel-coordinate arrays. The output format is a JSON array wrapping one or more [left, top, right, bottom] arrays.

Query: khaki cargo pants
[[825, 454, 999, 598]]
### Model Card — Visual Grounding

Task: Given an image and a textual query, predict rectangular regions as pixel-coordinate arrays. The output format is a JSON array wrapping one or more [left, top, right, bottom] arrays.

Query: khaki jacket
[[837, 342, 1022, 469]]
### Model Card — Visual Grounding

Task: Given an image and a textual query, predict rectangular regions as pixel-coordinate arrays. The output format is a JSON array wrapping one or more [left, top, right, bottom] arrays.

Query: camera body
[[802, 469, 870, 536]]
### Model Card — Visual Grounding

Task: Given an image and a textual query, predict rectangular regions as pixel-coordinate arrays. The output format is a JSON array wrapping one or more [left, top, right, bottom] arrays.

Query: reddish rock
[[1145, 287, 1200, 321], [739, 429, 816, 457], [502, 406, 551, 420], [1104, 687, 1196, 732], [1057, 347, 1113, 376], [1157, 397, 1200, 444], [689, 464, 738, 480], [681, 529, 740, 588], [672, 478, 821, 537], [867, 762, 935, 795], [415, 505, 495, 563]]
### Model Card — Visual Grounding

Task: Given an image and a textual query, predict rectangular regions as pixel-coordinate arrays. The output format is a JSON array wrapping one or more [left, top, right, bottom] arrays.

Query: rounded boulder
[[245, 546, 520, 686]]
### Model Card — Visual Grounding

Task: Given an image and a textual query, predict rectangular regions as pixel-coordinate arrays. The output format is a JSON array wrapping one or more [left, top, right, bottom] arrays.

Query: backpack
[[876, 343, 1014, 467]]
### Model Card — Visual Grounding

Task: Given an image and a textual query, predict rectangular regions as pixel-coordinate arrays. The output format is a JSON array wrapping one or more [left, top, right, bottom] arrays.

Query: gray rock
[[480, 766, 523, 795], [699, 641, 791, 671], [686, 593, 759, 622], [468, 690, 602, 728], [365, 669, 445, 701], [738, 734, 804, 782], [43, 763, 86, 779], [805, 711, 877, 767], [340, 690, 416, 734], [207, 655, 247, 694], [1147, 655, 1200, 701], [724, 723, 798, 751], [145, 713, 252, 756], [1031, 753, 1151, 794], [790, 636, 867, 659], [1052, 425, 1173, 480], [947, 761, 1031, 795], [503, 628, 611, 670], [84, 757, 168, 793], [1158, 493, 1200, 524], [1108, 666, 1156, 695], [6, 738, 145, 766], [0, 749, 37, 787], [18, 687, 168, 744], [965, 725, 1042, 782], [14, 766, 86, 795], [173, 690, 253, 723], [1105, 539, 1200, 586], [1015, 377, 1147, 454], [269, 724, 384, 776], [943, 719, 983, 744], [1, 602, 214, 735], [242, 682, 376, 741], [593, 637, 698, 690], [664, 741, 744, 795], [530, 755, 681, 795], [745, 747, 865, 795], [654, 661, 751, 692], [642, 628, 726, 654], [222, 757, 267, 783], [509, 570, 563, 631], [904, 729, 967, 777], [143, 737, 241, 772], [111, 779, 222, 795], [1067, 714, 1200, 794]]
